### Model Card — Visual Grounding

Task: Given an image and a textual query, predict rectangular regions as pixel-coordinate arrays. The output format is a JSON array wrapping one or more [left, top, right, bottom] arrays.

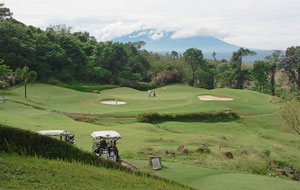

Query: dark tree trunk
[[24, 82, 27, 98], [271, 71, 275, 96], [298, 67, 300, 94]]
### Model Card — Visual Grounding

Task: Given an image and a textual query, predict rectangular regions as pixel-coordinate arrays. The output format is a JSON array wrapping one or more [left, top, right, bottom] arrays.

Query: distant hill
[[113, 30, 279, 63]]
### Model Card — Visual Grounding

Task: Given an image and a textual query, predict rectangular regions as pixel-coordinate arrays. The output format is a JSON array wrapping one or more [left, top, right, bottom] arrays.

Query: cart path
[[120, 160, 140, 172]]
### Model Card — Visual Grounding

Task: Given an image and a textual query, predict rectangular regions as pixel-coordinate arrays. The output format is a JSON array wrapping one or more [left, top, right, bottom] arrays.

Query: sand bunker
[[100, 100, 127, 105], [198, 95, 233, 101]]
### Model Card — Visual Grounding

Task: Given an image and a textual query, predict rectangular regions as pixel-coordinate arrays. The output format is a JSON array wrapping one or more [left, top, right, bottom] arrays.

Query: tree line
[[1, 4, 300, 98]]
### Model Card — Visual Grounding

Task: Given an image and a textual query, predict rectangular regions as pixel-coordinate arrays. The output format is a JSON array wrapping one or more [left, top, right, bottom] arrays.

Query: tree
[[265, 50, 281, 95], [212, 51, 216, 61], [281, 100, 300, 136], [183, 48, 205, 83], [171, 51, 179, 59], [15, 66, 37, 98], [230, 48, 256, 89], [0, 3, 13, 19], [0, 59, 12, 80], [133, 41, 145, 50], [252, 60, 270, 92], [279, 46, 300, 93]]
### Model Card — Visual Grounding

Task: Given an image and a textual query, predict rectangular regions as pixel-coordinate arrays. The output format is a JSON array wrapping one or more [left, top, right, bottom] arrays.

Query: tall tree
[[265, 50, 281, 95], [0, 3, 13, 19], [281, 100, 300, 136], [230, 48, 256, 89], [252, 60, 270, 92], [212, 51, 217, 61], [171, 51, 179, 59], [279, 46, 300, 93], [183, 48, 205, 83], [15, 66, 37, 98], [133, 41, 145, 50]]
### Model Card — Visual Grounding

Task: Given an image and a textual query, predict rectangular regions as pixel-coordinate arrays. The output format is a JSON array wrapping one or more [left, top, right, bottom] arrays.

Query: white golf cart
[[91, 130, 121, 162], [37, 130, 75, 144]]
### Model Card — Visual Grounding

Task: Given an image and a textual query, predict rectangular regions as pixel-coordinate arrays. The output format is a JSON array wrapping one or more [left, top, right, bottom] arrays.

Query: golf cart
[[91, 130, 121, 162], [37, 130, 75, 144]]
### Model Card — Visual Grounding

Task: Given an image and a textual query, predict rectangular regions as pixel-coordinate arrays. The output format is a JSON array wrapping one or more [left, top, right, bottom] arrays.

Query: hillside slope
[[0, 154, 189, 190]]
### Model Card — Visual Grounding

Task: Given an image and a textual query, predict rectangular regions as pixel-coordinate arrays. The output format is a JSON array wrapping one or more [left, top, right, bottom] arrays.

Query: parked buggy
[[91, 130, 121, 162], [37, 130, 75, 144]]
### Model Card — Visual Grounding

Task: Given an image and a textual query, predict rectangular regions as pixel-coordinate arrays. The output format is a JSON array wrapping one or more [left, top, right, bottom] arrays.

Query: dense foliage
[[0, 4, 300, 96]]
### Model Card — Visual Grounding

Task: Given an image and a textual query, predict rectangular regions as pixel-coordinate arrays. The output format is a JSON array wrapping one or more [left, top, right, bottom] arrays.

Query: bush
[[118, 78, 156, 91], [261, 149, 271, 157], [0, 125, 126, 171], [137, 111, 239, 123], [48, 77, 60, 85]]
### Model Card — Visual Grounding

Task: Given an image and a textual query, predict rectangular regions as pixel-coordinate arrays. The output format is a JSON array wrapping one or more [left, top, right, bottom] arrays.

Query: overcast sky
[[2, 0, 300, 50]]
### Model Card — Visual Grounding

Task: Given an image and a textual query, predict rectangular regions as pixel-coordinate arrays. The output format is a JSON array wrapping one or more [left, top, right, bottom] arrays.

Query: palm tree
[[15, 66, 37, 98]]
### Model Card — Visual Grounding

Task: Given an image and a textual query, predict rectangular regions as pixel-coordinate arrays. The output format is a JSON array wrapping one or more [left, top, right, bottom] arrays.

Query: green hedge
[[137, 111, 240, 123], [0, 125, 128, 171], [55, 82, 118, 92]]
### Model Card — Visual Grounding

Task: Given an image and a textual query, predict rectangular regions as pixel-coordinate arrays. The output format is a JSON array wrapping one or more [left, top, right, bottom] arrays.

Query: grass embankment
[[55, 82, 118, 93], [0, 154, 189, 190], [0, 125, 191, 190]]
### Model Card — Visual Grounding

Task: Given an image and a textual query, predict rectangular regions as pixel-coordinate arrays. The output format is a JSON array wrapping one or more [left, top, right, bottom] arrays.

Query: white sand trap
[[198, 95, 233, 101], [100, 100, 127, 105]]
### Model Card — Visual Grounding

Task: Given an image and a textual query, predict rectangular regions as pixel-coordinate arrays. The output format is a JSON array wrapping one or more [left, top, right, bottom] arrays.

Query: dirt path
[[62, 112, 136, 120], [120, 160, 140, 172]]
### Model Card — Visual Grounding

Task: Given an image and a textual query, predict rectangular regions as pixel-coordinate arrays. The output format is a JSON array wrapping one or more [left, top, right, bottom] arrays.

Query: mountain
[[113, 30, 277, 63]]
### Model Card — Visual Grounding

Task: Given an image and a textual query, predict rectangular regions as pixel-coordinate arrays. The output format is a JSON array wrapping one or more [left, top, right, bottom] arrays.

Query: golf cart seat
[[37, 130, 74, 144]]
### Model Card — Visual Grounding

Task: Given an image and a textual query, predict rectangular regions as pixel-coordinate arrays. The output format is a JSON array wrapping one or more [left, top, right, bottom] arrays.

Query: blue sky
[[3, 0, 300, 50]]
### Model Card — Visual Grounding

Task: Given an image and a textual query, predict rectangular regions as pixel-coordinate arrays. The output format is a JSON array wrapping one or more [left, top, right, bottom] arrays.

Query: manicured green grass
[[1, 84, 299, 189], [0, 154, 189, 190], [2, 83, 280, 116]]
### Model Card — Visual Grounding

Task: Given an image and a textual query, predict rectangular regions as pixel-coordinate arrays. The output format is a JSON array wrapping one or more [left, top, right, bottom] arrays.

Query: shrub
[[0, 125, 127, 171], [48, 77, 60, 85], [261, 149, 271, 157], [118, 78, 157, 91], [137, 111, 239, 123]]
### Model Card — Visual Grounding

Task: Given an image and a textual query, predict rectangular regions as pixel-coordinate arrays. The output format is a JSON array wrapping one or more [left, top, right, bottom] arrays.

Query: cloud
[[2, 0, 300, 50]]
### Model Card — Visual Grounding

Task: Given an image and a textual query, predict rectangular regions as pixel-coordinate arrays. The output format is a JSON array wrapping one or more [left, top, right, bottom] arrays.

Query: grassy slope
[[2, 83, 280, 116], [0, 154, 189, 190], [132, 161, 300, 190], [0, 100, 299, 171], [1, 84, 299, 189]]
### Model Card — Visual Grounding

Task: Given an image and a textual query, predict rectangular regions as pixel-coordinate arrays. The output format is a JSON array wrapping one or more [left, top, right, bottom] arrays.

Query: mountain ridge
[[113, 30, 278, 62]]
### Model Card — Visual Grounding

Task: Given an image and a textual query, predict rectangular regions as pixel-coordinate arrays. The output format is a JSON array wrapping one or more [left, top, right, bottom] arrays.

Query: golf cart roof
[[91, 131, 121, 139], [37, 130, 70, 136]]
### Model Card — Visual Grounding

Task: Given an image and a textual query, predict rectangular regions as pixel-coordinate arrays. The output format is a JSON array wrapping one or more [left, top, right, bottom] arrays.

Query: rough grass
[[131, 161, 300, 190], [0, 154, 190, 190]]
